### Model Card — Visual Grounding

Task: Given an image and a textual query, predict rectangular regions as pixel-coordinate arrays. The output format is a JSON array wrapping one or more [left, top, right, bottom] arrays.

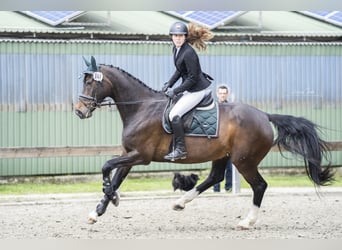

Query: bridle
[[78, 71, 108, 110], [78, 94, 106, 109], [78, 70, 166, 110]]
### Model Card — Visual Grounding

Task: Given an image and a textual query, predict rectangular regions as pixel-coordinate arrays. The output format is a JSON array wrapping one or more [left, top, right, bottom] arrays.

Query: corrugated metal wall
[[0, 40, 341, 176]]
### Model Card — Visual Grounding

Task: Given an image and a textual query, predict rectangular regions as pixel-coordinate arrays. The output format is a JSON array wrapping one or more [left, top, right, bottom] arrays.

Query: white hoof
[[172, 188, 199, 211], [237, 205, 259, 230], [88, 211, 98, 224], [237, 219, 252, 230]]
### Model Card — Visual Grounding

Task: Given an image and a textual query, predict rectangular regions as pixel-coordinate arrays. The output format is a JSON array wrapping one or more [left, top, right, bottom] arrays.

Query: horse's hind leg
[[237, 169, 267, 229], [173, 157, 227, 210]]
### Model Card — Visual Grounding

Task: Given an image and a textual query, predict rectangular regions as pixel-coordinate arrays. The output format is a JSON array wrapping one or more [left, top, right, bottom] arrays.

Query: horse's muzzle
[[75, 107, 92, 119], [74, 101, 94, 119], [75, 109, 86, 119]]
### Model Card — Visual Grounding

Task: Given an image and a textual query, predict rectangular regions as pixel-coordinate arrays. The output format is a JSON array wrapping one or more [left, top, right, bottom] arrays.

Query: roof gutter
[[0, 29, 341, 43]]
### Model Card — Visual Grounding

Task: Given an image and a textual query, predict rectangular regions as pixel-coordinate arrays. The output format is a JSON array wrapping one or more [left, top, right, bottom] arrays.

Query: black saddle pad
[[162, 100, 219, 138]]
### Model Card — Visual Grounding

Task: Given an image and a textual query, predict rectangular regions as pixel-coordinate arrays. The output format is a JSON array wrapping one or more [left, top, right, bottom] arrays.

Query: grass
[[0, 174, 341, 195]]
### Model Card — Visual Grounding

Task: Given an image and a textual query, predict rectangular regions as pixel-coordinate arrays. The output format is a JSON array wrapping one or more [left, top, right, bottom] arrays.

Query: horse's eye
[[85, 79, 93, 85], [84, 74, 93, 85], [84, 76, 94, 85]]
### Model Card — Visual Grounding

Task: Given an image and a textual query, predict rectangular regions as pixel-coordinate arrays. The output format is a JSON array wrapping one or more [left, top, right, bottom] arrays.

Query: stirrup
[[164, 149, 187, 161]]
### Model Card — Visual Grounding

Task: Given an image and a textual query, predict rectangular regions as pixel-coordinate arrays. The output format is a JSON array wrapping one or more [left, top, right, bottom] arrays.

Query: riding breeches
[[169, 87, 212, 121]]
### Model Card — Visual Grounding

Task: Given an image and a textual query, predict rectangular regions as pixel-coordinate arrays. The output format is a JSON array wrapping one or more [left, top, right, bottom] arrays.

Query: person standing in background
[[213, 84, 233, 192]]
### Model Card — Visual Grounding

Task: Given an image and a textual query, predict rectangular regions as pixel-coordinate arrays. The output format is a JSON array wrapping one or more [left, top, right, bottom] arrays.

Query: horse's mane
[[101, 64, 159, 94]]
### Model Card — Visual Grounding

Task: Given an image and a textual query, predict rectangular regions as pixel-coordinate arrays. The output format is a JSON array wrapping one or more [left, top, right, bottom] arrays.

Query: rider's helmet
[[169, 22, 188, 35]]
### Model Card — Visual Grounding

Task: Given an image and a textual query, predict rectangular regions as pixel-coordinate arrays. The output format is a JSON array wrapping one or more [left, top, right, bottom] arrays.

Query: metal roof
[[0, 11, 341, 42], [299, 11, 342, 28], [229, 11, 342, 32]]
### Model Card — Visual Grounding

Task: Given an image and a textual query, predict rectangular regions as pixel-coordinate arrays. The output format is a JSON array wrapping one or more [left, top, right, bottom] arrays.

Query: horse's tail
[[268, 113, 334, 186]]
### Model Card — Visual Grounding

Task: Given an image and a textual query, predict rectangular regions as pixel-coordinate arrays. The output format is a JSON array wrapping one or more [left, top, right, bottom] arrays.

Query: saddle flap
[[162, 99, 219, 138]]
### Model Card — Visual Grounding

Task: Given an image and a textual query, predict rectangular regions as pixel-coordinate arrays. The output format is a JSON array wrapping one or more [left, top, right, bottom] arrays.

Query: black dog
[[172, 172, 199, 191]]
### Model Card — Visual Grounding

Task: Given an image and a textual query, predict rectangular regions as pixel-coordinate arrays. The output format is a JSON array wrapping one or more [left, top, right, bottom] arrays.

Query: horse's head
[[75, 56, 111, 119]]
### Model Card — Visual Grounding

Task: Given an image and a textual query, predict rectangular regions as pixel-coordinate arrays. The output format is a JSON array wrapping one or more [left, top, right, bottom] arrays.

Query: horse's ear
[[90, 56, 98, 71], [83, 56, 91, 66]]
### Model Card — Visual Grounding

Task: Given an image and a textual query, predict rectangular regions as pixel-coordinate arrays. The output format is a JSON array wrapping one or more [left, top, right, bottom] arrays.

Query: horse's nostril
[[75, 109, 85, 119]]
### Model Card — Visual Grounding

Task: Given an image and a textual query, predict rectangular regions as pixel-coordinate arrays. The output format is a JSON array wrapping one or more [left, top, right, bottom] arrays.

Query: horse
[[75, 56, 334, 229]]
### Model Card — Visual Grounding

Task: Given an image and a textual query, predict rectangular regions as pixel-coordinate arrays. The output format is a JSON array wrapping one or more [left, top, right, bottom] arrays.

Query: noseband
[[78, 94, 104, 109]]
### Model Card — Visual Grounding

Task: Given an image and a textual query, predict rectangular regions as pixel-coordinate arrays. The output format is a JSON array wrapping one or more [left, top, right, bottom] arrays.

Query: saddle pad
[[163, 102, 219, 138]]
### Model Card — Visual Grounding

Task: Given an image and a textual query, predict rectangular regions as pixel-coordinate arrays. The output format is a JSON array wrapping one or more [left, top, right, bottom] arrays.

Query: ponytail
[[186, 22, 214, 51]]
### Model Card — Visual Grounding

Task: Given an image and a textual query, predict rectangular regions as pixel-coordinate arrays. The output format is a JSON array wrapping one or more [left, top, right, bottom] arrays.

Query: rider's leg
[[165, 88, 210, 161], [164, 115, 187, 161]]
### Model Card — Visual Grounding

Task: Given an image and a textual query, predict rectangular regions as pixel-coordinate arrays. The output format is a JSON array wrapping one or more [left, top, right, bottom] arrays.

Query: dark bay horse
[[75, 56, 334, 228]]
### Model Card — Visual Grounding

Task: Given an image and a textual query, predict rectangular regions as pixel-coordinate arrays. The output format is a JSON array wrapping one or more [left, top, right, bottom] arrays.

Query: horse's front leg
[[88, 151, 143, 224], [95, 166, 132, 216], [173, 158, 227, 210]]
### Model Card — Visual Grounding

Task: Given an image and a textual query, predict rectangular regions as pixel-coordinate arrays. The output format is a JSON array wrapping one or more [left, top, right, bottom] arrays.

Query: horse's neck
[[109, 68, 152, 102], [108, 67, 163, 123]]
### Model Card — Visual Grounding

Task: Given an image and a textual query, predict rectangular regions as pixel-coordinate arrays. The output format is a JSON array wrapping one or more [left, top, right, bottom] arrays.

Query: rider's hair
[[186, 22, 214, 51]]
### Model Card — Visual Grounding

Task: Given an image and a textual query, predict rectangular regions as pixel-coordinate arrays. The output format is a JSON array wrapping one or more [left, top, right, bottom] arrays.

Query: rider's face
[[172, 34, 186, 48]]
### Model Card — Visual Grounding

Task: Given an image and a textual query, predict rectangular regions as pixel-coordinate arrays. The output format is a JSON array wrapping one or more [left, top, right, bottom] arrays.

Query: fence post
[[232, 164, 241, 194]]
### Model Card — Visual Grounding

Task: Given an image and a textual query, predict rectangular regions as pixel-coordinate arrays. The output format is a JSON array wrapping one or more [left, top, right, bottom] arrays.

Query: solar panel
[[299, 11, 342, 27], [303, 11, 334, 17], [21, 11, 85, 26], [329, 12, 342, 24], [165, 11, 246, 29]]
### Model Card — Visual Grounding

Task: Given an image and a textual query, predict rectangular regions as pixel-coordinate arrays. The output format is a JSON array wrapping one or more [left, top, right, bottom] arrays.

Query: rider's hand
[[162, 82, 170, 92], [165, 89, 175, 99]]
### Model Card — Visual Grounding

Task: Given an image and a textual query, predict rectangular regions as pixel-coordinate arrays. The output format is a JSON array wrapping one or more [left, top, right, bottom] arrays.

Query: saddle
[[162, 92, 219, 138]]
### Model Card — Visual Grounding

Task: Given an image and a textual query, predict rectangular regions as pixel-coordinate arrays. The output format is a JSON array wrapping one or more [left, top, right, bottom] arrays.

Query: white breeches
[[169, 87, 212, 121]]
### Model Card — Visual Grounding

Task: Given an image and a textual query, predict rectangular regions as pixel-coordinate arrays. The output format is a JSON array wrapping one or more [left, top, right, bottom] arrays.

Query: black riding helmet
[[169, 22, 188, 35]]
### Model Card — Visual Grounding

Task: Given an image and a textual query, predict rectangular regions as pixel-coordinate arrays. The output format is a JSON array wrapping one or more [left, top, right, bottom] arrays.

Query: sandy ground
[[0, 187, 341, 239]]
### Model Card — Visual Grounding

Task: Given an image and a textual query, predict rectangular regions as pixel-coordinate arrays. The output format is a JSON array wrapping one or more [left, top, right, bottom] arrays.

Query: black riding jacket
[[167, 42, 212, 95]]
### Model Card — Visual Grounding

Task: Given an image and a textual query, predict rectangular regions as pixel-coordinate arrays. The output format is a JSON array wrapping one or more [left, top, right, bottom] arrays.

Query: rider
[[162, 21, 214, 161]]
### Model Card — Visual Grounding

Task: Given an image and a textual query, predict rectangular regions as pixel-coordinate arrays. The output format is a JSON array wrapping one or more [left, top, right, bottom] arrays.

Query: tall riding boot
[[164, 116, 187, 161]]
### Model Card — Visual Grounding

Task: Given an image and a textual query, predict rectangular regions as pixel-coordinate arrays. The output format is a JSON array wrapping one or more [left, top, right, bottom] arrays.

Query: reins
[[78, 94, 166, 109]]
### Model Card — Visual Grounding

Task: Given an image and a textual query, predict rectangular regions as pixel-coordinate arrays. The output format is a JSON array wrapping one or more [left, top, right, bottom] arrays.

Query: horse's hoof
[[96, 198, 110, 216], [88, 211, 98, 224], [173, 204, 185, 211], [237, 219, 253, 230], [236, 224, 250, 230], [111, 191, 120, 207]]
